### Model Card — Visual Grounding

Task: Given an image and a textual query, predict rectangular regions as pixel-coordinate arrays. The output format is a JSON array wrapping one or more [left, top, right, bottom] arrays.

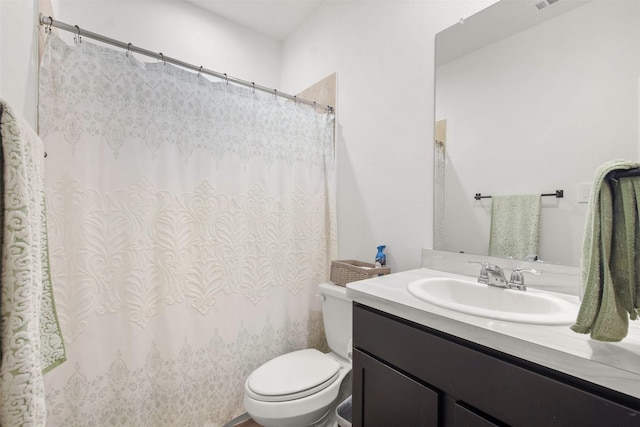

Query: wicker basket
[[330, 260, 390, 286]]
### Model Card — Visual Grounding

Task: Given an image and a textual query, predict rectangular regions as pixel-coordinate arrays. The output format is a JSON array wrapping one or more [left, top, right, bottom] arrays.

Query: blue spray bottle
[[375, 245, 386, 267]]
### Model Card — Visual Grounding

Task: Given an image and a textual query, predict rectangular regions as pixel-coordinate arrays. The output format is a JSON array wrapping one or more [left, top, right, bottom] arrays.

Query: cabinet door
[[353, 349, 439, 427]]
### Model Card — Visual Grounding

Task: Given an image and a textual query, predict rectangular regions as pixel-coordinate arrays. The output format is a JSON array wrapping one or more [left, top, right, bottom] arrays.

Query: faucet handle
[[508, 267, 540, 291], [468, 261, 489, 284]]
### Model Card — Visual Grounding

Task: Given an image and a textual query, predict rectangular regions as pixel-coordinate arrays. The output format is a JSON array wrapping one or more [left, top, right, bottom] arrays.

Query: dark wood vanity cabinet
[[352, 303, 640, 427]]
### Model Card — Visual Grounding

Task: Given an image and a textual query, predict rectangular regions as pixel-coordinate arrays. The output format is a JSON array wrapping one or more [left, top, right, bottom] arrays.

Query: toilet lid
[[246, 349, 341, 402]]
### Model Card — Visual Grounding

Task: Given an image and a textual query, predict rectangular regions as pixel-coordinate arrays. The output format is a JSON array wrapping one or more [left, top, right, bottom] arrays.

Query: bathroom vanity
[[347, 266, 640, 426]]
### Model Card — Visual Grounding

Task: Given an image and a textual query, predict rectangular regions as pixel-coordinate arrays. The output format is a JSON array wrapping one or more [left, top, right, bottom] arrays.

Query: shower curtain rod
[[39, 15, 333, 113]]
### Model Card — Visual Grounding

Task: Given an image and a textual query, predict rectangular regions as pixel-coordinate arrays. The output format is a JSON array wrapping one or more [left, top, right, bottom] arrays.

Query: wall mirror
[[434, 0, 640, 267]]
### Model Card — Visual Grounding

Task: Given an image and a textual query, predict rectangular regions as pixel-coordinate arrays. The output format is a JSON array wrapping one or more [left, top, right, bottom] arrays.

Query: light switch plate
[[577, 183, 591, 203]]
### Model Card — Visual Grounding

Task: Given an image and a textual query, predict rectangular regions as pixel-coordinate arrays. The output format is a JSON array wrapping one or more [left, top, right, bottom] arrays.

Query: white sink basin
[[407, 277, 578, 325]]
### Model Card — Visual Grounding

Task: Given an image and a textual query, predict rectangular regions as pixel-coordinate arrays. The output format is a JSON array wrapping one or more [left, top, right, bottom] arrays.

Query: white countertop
[[346, 268, 640, 400]]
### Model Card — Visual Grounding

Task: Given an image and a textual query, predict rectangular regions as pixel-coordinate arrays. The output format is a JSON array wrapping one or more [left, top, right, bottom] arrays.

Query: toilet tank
[[319, 282, 352, 360]]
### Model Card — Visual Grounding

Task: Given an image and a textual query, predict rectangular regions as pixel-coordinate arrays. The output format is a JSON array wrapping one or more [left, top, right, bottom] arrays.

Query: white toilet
[[243, 282, 352, 427]]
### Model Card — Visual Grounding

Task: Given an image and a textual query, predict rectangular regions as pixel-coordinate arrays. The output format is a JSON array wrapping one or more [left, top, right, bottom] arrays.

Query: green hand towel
[[1, 99, 67, 425], [572, 160, 640, 341], [611, 177, 640, 320], [488, 194, 541, 260]]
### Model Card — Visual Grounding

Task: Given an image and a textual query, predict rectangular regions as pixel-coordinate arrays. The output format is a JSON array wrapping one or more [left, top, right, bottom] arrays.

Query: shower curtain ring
[[126, 43, 132, 57], [74, 25, 81, 43], [159, 53, 165, 65], [198, 66, 203, 77], [251, 82, 256, 93], [45, 16, 52, 34], [224, 73, 229, 85]]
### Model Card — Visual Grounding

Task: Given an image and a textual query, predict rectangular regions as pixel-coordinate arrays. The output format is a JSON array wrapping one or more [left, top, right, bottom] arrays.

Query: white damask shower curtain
[[38, 35, 336, 426]]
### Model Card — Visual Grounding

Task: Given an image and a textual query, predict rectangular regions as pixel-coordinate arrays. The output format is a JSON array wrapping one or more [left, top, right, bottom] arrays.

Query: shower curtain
[[39, 34, 336, 426]]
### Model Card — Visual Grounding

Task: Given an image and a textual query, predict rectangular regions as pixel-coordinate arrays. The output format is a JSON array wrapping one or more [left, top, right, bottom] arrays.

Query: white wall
[[47, 0, 282, 88], [280, 1, 495, 272], [0, 0, 39, 126], [436, 0, 640, 266]]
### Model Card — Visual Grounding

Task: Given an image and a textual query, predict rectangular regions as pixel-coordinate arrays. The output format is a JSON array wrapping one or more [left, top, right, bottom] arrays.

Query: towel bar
[[474, 190, 564, 200]]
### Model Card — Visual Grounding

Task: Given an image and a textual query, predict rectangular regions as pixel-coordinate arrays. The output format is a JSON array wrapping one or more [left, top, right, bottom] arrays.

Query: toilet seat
[[246, 349, 341, 403]]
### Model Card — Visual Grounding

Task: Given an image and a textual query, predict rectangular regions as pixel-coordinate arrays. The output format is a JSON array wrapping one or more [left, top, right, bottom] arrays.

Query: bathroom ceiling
[[183, 0, 325, 40]]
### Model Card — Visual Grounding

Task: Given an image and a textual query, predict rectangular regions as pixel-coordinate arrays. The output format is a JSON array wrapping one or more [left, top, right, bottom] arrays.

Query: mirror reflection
[[434, 0, 640, 266]]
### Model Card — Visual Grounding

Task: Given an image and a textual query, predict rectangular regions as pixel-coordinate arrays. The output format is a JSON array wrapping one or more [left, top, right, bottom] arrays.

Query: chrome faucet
[[470, 262, 538, 291], [484, 263, 509, 288], [470, 261, 507, 287]]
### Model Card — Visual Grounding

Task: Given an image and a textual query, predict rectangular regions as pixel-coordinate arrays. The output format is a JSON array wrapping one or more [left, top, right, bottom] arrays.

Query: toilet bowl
[[243, 283, 352, 427]]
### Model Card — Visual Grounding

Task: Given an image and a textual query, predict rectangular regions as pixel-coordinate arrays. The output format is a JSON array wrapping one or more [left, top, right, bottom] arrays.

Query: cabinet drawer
[[354, 303, 640, 426]]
